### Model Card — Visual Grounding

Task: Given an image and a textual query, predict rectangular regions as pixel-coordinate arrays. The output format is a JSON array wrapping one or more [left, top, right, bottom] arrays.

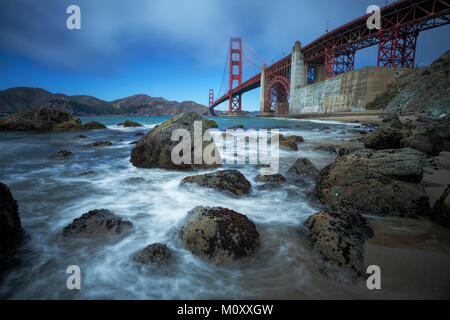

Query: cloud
[[0, 0, 448, 76]]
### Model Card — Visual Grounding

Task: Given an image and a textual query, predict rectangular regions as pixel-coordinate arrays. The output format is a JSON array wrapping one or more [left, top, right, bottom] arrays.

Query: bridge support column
[[259, 64, 266, 114], [377, 27, 418, 68], [289, 41, 306, 114]]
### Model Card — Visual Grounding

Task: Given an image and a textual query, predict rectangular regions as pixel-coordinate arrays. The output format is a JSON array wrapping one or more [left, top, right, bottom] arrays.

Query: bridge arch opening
[[264, 76, 290, 114]]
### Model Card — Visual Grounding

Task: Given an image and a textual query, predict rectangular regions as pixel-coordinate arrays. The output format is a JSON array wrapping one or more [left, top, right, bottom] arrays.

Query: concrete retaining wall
[[289, 66, 408, 113]]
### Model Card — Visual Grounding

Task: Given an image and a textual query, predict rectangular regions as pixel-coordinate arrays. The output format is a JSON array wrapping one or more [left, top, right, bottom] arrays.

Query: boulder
[[432, 186, 450, 228], [133, 243, 171, 264], [82, 121, 107, 130], [287, 158, 319, 181], [179, 206, 260, 265], [255, 174, 286, 184], [400, 118, 450, 156], [181, 170, 251, 196], [313, 141, 364, 154], [315, 148, 430, 217], [62, 209, 133, 238], [203, 119, 218, 129], [268, 134, 303, 151], [87, 141, 112, 147], [229, 125, 244, 129], [304, 211, 374, 284], [49, 150, 73, 159], [0, 183, 23, 277], [364, 118, 405, 150], [135, 132, 144, 136], [130, 112, 221, 170], [0, 107, 81, 132], [119, 120, 142, 127]]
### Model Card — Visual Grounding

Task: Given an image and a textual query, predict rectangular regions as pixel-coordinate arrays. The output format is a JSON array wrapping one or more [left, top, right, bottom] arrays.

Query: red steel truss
[[229, 38, 242, 113], [377, 27, 418, 67], [303, 0, 450, 78], [209, 0, 450, 112]]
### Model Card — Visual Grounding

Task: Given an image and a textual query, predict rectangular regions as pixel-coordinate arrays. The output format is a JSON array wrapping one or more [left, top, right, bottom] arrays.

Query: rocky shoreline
[[0, 105, 449, 294]]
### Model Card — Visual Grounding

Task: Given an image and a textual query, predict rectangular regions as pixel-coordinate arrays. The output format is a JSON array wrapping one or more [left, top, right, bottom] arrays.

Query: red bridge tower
[[229, 38, 242, 114]]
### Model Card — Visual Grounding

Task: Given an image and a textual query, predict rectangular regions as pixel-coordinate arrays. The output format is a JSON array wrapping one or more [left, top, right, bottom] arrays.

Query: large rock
[[82, 121, 107, 130], [119, 120, 143, 127], [62, 209, 133, 238], [130, 112, 221, 169], [288, 158, 319, 181], [179, 206, 260, 265], [400, 117, 450, 156], [432, 186, 450, 228], [315, 148, 430, 217], [0, 107, 107, 132], [304, 211, 374, 284], [181, 170, 251, 196], [0, 107, 82, 132], [364, 118, 405, 150], [268, 134, 303, 151], [255, 174, 286, 184], [133, 243, 171, 264], [365, 116, 450, 156], [0, 183, 23, 277]]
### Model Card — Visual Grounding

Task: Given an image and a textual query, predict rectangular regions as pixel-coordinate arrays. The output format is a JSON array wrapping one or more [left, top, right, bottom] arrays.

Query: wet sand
[[285, 111, 384, 125]]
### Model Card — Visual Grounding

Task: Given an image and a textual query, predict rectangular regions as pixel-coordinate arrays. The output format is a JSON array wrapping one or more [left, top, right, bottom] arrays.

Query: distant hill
[[0, 87, 208, 116]]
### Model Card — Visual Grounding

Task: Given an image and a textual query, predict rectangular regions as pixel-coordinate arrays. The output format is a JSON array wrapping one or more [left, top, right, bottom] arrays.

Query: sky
[[0, 0, 449, 111]]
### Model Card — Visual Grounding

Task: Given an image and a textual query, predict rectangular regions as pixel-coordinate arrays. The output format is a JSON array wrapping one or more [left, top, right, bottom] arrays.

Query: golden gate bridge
[[209, 0, 450, 115]]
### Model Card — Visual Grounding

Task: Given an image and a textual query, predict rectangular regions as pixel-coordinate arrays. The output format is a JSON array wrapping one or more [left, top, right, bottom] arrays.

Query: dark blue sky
[[0, 0, 449, 111]]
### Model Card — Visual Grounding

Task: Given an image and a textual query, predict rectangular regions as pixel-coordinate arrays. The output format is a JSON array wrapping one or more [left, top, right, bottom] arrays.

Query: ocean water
[[0, 116, 449, 299]]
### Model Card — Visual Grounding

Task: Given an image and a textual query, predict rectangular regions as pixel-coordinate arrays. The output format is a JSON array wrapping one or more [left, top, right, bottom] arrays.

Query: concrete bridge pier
[[289, 41, 307, 113], [259, 64, 266, 114]]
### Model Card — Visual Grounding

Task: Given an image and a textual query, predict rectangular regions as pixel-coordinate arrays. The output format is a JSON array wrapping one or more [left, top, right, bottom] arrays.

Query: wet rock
[[400, 118, 450, 156], [77, 135, 88, 138], [229, 125, 244, 129], [0, 183, 23, 278], [129, 140, 139, 145], [0, 107, 82, 132], [366, 116, 450, 156], [135, 132, 144, 136], [82, 121, 106, 130], [428, 151, 450, 170], [130, 112, 221, 170], [255, 174, 286, 184], [126, 177, 146, 183], [119, 120, 142, 127], [49, 150, 73, 159], [315, 148, 430, 217], [268, 134, 303, 151], [364, 118, 405, 150], [287, 158, 319, 181], [181, 170, 251, 196], [432, 186, 450, 228], [313, 141, 363, 154], [304, 211, 373, 284], [87, 141, 112, 147], [179, 206, 260, 265], [203, 119, 218, 129], [77, 171, 96, 176], [62, 209, 133, 238], [133, 243, 171, 264]]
